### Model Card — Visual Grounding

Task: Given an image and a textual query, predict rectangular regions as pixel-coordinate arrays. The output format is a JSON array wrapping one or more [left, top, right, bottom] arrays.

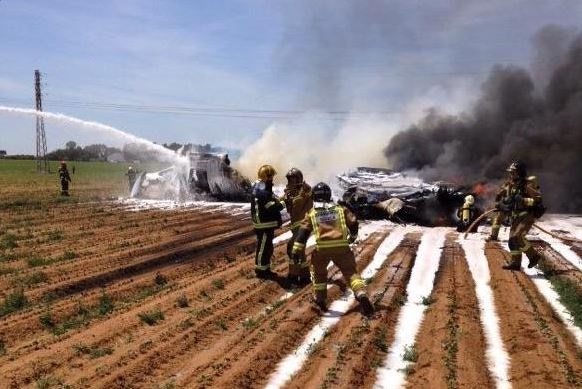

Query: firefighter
[[494, 160, 546, 270], [58, 161, 72, 196], [126, 166, 137, 193], [283, 168, 313, 286], [291, 182, 374, 317], [456, 194, 476, 232], [251, 164, 285, 279]]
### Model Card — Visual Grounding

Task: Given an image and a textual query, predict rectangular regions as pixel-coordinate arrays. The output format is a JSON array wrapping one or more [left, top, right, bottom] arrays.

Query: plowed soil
[[1, 201, 581, 388]]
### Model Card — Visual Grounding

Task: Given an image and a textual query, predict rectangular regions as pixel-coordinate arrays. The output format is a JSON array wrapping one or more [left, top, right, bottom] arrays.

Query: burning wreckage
[[337, 167, 483, 229], [133, 159, 481, 230], [131, 152, 251, 201]]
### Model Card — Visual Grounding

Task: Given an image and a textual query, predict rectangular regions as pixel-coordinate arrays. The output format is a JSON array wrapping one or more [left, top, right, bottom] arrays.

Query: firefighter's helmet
[[128, 166, 134, 171], [506, 160, 527, 178], [464, 194, 475, 205], [257, 164, 277, 181], [285, 168, 303, 184], [60, 161, 67, 167], [313, 182, 332, 202]]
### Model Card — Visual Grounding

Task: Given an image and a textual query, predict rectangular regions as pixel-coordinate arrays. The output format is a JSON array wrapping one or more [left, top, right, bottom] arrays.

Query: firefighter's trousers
[[60, 180, 70, 196], [507, 213, 543, 266], [255, 228, 275, 271], [310, 246, 366, 303], [286, 228, 310, 277]]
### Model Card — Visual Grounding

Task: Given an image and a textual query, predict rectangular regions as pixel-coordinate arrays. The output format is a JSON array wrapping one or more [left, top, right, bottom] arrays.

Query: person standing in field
[[58, 161, 72, 196], [126, 166, 137, 194]]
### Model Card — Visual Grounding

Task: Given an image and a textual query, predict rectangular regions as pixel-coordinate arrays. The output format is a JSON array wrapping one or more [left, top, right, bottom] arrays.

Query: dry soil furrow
[[405, 234, 491, 389], [486, 243, 582, 388], [284, 233, 420, 389], [181, 233, 389, 389]]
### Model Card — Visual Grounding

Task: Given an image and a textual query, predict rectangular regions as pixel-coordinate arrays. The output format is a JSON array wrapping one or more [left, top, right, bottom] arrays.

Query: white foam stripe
[[264, 227, 409, 389], [534, 229, 582, 272], [374, 227, 447, 389], [500, 229, 582, 348], [459, 236, 511, 389]]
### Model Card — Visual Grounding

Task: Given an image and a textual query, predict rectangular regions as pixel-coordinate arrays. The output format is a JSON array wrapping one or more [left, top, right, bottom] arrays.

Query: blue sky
[[1, 0, 582, 154]]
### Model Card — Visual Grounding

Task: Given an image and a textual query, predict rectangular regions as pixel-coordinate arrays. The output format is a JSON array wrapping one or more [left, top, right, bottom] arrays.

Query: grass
[[211, 278, 225, 290], [73, 342, 113, 359], [442, 290, 459, 389], [373, 324, 389, 352], [47, 230, 63, 241], [97, 290, 114, 315], [138, 309, 165, 325], [176, 294, 189, 308], [22, 271, 49, 286], [402, 344, 419, 362], [421, 295, 435, 306], [0, 338, 6, 356], [538, 259, 582, 329], [215, 317, 228, 331], [241, 317, 258, 329], [0, 288, 28, 317], [0, 233, 18, 249], [154, 272, 168, 286]]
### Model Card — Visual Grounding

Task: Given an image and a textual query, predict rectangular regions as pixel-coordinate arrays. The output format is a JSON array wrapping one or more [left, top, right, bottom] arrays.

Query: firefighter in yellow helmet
[[456, 194, 476, 232], [493, 160, 546, 270], [291, 182, 374, 316], [283, 168, 313, 286], [251, 164, 286, 279]]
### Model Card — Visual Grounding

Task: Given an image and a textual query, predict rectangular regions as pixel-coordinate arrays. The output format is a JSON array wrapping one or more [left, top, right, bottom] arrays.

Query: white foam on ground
[[459, 235, 511, 389], [264, 226, 410, 389], [538, 215, 582, 241], [532, 228, 582, 272], [499, 229, 582, 347], [374, 227, 447, 389]]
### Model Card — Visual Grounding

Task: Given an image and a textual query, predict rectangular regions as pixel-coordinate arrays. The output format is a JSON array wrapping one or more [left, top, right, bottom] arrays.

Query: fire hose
[[463, 208, 582, 244]]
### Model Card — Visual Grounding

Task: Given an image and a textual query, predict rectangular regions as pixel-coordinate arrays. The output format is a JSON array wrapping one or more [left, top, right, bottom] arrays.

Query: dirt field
[[0, 196, 581, 388]]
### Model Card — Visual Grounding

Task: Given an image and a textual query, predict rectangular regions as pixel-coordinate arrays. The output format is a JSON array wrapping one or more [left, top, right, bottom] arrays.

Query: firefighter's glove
[[498, 199, 513, 213]]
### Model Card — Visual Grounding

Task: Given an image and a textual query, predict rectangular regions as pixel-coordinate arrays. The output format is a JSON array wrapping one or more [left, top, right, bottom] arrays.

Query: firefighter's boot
[[355, 291, 374, 317], [502, 258, 521, 271], [310, 296, 327, 314]]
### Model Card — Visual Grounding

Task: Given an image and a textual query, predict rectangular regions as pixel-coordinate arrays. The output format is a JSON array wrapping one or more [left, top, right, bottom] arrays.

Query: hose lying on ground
[[463, 208, 582, 244]]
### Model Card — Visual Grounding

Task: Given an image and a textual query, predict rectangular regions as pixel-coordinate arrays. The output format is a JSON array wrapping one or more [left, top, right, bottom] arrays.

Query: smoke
[[384, 26, 582, 212], [236, 114, 398, 185]]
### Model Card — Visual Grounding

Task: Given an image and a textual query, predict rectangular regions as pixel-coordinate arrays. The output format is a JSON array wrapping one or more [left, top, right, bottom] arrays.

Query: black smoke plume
[[385, 26, 582, 213]]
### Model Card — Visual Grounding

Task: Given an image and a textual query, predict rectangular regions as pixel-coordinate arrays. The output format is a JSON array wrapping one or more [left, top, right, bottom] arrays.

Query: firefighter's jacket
[[292, 202, 358, 255], [457, 200, 474, 223], [58, 167, 71, 183], [251, 180, 285, 229], [283, 182, 313, 229], [496, 177, 543, 218]]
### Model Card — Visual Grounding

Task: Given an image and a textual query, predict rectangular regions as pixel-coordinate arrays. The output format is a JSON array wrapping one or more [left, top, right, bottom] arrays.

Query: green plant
[[97, 290, 114, 315], [176, 294, 189, 308], [47, 230, 63, 241], [242, 317, 257, 329], [402, 344, 418, 362], [215, 318, 228, 330], [0, 233, 18, 249], [60, 250, 77, 261], [26, 255, 50, 267], [421, 295, 435, 306], [154, 272, 168, 286], [39, 309, 56, 329], [0, 288, 28, 317], [24, 271, 48, 286], [373, 325, 389, 352], [0, 338, 6, 356], [138, 309, 165, 325], [211, 278, 225, 290]]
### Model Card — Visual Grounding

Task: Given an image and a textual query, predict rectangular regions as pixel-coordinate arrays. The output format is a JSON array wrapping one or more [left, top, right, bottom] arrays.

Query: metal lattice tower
[[34, 69, 49, 173]]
